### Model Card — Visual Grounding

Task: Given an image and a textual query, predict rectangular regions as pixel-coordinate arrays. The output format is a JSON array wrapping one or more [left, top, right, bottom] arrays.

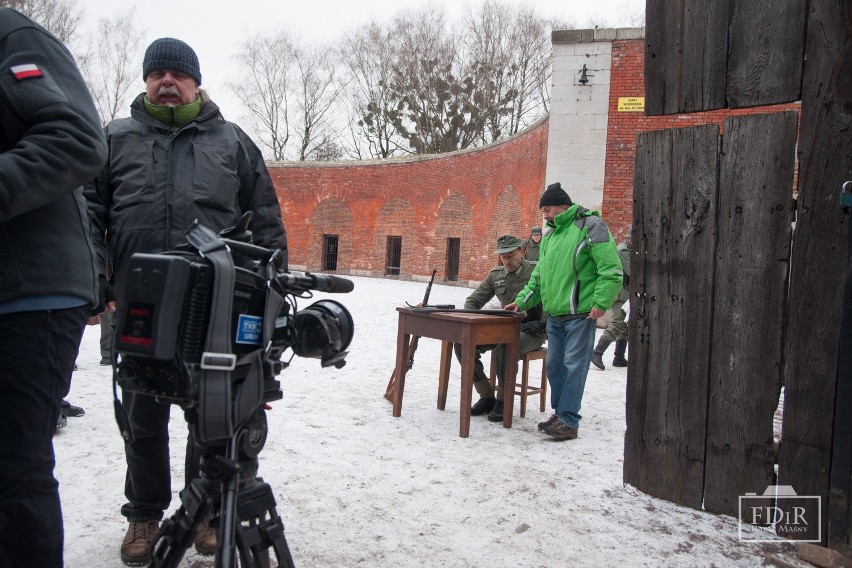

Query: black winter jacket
[[0, 8, 107, 306], [85, 93, 288, 289]]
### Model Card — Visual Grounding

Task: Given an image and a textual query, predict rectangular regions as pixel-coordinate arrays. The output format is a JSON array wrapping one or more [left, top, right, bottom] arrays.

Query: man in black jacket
[[0, 8, 108, 567], [85, 37, 288, 565]]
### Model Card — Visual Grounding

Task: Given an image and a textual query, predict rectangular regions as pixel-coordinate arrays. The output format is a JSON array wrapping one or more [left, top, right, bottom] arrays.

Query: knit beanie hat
[[539, 182, 573, 207], [143, 38, 202, 84]]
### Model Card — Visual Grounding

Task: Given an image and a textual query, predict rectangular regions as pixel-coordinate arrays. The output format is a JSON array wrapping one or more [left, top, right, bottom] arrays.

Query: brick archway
[[488, 185, 525, 252], [435, 193, 474, 281], [373, 197, 416, 277], [307, 198, 353, 272]]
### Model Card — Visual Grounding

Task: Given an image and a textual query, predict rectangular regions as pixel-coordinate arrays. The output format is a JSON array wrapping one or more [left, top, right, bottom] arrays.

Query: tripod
[[148, 417, 295, 568]]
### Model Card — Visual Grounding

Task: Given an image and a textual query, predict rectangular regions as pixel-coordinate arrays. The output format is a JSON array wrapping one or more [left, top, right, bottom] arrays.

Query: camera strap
[[186, 223, 236, 443]]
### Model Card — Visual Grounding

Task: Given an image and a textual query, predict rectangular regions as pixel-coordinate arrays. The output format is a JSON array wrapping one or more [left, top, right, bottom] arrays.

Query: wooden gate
[[624, 112, 798, 513], [626, 0, 851, 550]]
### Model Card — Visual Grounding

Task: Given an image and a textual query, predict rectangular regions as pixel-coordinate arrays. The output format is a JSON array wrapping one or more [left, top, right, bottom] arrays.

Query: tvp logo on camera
[[738, 485, 821, 542]]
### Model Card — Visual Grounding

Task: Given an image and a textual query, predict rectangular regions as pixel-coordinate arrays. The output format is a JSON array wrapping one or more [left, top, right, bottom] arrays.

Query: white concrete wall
[[545, 29, 614, 211]]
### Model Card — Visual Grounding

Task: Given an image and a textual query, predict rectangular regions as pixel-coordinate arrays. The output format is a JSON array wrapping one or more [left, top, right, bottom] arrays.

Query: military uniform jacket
[[85, 93, 287, 287], [465, 259, 544, 330], [524, 239, 540, 262], [0, 9, 107, 305], [616, 241, 631, 303]]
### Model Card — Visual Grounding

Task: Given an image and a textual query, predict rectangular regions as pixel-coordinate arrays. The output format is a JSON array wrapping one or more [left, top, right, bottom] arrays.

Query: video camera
[[112, 214, 354, 445]]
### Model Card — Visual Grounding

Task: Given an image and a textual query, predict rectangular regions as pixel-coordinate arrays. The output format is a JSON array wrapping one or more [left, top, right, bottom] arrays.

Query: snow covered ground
[[55, 275, 796, 567]]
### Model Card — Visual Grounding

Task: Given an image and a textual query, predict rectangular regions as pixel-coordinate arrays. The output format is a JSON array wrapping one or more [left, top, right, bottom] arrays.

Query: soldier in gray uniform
[[591, 226, 632, 369], [524, 226, 542, 262], [455, 235, 547, 422]]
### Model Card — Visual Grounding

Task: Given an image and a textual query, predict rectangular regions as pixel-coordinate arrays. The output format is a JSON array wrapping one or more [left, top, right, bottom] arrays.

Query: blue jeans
[[0, 306, 88, 568], [545, 317, 596, 429]]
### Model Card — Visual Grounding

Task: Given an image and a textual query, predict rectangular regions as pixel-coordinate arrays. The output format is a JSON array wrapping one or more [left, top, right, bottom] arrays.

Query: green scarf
[[143, 95, 202, 131]]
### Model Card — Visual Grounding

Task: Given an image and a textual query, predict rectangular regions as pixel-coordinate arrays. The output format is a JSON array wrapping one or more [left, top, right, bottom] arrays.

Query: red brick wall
[[265, 36, 798, 281], [267, 118, 548, 283], [603, 39, 801, 241]]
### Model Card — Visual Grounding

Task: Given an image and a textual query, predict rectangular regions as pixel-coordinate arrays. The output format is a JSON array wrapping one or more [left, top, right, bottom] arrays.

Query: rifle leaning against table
[[384, 268, 437, 401]]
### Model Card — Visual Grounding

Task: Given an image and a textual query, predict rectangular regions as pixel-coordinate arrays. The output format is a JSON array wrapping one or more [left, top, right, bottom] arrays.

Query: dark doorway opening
[[446, 237, 460, 281], [386, 236, 402, 276], [322, 234, 339, 271]]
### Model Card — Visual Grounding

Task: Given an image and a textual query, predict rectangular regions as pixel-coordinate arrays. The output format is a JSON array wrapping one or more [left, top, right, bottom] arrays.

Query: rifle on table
[[384, 268, 437, 402]]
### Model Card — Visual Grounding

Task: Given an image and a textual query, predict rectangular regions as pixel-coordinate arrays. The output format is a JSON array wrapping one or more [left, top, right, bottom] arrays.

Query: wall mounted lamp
[[579, 64, 591, 85]]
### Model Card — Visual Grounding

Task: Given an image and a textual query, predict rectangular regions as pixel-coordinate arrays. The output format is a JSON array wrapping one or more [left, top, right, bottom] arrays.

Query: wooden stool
[[489, 347, 548, 417]]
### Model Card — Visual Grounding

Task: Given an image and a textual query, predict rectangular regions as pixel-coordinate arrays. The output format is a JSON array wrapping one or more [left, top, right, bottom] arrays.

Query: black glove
[[520, 319, 546, 334], [91, 274, 115, 316], [522, 304, 543, 323]]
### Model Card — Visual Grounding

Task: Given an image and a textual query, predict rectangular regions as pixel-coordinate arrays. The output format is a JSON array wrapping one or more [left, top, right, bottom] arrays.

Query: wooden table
[[391, 307, 522, 437]]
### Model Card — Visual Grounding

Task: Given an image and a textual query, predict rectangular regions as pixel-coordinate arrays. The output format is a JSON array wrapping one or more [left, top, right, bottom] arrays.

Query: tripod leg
[[231, 479, 295, 568], [149, 478, 211, 568], [216, 466, 240, 567]]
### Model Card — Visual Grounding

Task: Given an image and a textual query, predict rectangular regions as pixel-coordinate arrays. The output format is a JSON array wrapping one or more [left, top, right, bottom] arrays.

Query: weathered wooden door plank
[[624, 124, 720, 508], [779, 0, 852, 544], [727, 0, 807, 107], [703, 112, 798, 516], [645, 0, 729, 114]]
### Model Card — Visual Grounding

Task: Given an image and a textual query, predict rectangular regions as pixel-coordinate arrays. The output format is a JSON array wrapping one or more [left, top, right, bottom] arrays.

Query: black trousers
[[0, 305, 88, 568], [119, 389, 203, 522]]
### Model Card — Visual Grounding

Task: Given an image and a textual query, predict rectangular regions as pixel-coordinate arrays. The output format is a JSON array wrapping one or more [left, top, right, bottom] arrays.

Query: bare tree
[[462, 1, 517, 145], [621, 0, 646, 27], [78, 9, 145, 124], [386, 8, 488, 154], [310, 138, 344, 161], [292, 43, 343, 161], [339, 22, 407, 159], [349, 4, 553, 156], [462, 1, 551, 144], [230, 31, 295, 161], [1, 0, 83, 44], [504, 6, 552, 132]]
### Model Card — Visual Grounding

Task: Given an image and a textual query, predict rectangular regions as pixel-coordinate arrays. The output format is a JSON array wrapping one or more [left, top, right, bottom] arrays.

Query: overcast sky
[[77, 0, 645, 130]]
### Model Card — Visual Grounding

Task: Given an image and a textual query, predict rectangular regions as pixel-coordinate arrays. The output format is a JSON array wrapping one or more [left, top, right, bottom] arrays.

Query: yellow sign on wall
[[617, 97, 645, 112]]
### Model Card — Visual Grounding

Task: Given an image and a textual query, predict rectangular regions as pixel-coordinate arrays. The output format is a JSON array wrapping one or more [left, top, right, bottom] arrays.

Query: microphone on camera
[[276, 271, 355, 293]]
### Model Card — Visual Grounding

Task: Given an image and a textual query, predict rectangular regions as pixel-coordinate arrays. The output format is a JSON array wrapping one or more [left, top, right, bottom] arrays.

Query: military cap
[[495, 235, 524, 254], [531, 226, 542, 235]]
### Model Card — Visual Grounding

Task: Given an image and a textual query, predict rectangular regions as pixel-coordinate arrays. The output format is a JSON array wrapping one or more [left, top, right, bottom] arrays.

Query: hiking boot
[[120, 520, 159, 565], [62, 401, 85, 417], [541, 419, 578, 441], [194, 511, 218, 556], [487, 400, 504, 422], [537, 414, 558, 431], [470, 396, 496, 416]]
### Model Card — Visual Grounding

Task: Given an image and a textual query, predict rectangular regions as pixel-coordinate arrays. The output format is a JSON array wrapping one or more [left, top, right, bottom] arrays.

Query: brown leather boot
[[194, 511, 218, 556], [120, 520, 159, 566]]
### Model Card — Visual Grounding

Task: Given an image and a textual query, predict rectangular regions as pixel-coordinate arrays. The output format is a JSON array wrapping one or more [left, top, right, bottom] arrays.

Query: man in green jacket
[[506, 182, 622, 440], [455, 235, 546, 423]]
